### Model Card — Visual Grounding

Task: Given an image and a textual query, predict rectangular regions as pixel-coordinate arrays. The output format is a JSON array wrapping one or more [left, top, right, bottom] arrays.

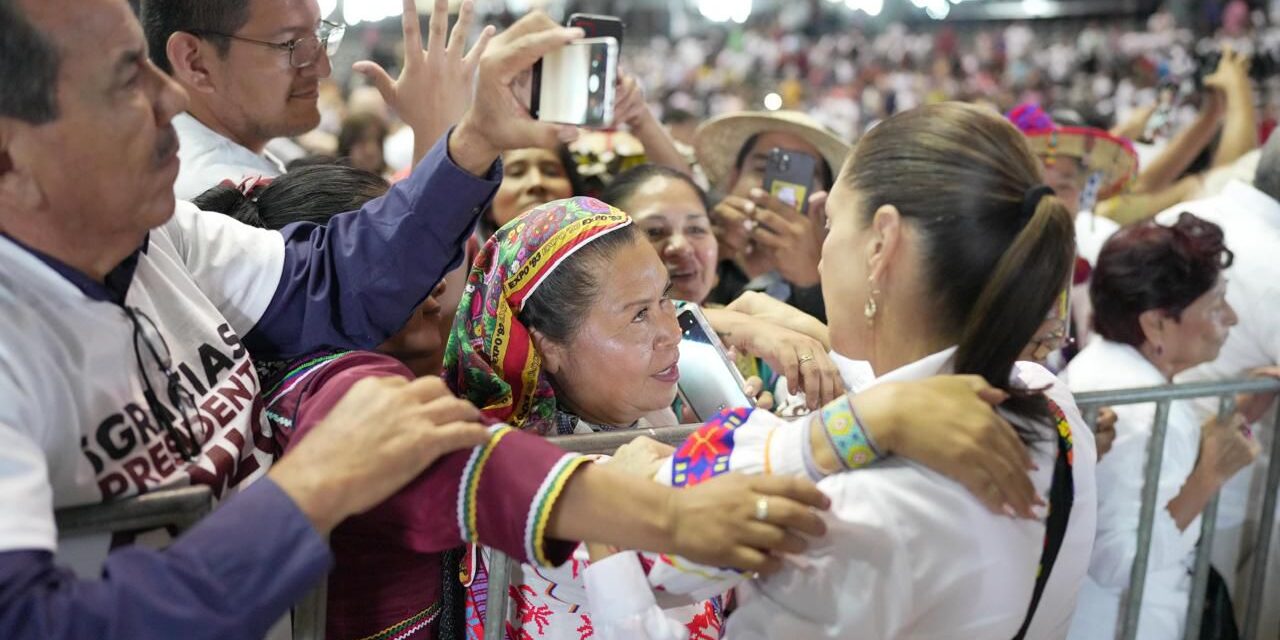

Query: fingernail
[[750, 187, 766, 199], [567, 27, 586, 38]]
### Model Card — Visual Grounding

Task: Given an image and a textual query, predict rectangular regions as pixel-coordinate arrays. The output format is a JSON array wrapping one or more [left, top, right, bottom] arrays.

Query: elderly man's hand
[[269, 376, 489, 534], [450, 13, 584, 174], [354, 0, 494, 165]]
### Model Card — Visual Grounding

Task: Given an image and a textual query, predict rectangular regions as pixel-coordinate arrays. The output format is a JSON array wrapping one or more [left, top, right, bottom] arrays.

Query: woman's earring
[[864, 281, 881, 323]]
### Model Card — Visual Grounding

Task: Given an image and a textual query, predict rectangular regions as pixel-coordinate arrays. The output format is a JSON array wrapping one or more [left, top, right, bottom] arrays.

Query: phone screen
[[531, 37, 618, 127], [677, 308, 753, 422]]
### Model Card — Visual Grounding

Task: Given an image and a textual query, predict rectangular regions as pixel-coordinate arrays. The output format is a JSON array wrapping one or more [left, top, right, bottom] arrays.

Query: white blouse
[[1064, 339, 1203, 640], [584, 348, 1098, 640]]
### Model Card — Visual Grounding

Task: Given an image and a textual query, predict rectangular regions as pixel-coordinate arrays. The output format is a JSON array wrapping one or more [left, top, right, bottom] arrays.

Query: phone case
[[567, 13, 624, 47], [763, 148, 818, 214], [676, 305, 754, 422]]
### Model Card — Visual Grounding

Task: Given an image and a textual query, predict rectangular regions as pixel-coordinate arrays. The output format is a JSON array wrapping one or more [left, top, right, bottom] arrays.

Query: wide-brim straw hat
[[1007, 103, 1139, 200], [694, 110, 852, 191]]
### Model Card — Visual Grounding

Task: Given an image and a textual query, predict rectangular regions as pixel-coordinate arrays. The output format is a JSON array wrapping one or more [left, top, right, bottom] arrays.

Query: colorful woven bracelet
[[820, 395, 882, 470]]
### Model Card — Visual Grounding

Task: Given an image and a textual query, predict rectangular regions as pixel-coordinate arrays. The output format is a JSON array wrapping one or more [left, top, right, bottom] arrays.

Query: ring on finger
[[798, 353, 815, 365], [754, 496, 770, 522]]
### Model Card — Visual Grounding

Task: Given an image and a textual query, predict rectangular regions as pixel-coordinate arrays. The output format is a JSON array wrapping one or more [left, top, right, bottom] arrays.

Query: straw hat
[[694, 110, 852, 191], [1006, 103, 1139, 200]]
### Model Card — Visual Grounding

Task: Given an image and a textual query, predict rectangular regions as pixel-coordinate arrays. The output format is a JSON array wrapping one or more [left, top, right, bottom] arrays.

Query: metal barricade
[[479, 378, 1280, 640], [1074, 378, 1280, 640], [53, 485, 329, 640]]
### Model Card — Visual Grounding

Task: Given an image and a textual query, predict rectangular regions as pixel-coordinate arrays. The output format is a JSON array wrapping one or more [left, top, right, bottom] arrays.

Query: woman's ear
[[530, 328, 566, 375], [866, 204, 903, 283]]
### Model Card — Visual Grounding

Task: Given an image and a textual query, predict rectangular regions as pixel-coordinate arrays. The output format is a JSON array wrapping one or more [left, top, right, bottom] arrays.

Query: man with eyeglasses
[[141, 0, 343, 199]]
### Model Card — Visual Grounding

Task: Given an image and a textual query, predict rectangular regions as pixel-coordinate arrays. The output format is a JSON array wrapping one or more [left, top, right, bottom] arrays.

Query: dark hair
[[0, 0, 61, 124], [733, 132, 835, 191], [480, 145, 585, 238], [337, 113, 390, 170], [1090, 212, 1233, 348], [519, 218, 644, 344], [191, 164, 389, 229], [140, 0, 252, 74], [599, 164, 709, 213], [844, 102, 1076, 436]]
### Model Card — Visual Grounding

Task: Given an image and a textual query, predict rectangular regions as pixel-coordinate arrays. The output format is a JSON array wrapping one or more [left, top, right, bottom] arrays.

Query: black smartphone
[[762, 148, 818, 215], [676, 305, 754, 422], [567, 13, 624, 48], [529, 37, 619, 127]]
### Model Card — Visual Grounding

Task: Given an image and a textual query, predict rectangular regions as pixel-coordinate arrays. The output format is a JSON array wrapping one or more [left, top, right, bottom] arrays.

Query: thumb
[[353, 61, 397, 102]]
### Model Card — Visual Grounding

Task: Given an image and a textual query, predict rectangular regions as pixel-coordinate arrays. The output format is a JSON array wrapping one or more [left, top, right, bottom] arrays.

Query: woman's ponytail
[[953, 193, 1075, 432]]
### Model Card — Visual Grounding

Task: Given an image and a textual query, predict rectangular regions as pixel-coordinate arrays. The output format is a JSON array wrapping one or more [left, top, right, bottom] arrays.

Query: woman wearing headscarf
[[444, 195, 1051, 639]]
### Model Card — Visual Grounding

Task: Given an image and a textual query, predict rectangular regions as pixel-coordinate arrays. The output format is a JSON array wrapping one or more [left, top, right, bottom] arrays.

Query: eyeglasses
[[191, 20, 345, 69], [125, 307, 203, 462]]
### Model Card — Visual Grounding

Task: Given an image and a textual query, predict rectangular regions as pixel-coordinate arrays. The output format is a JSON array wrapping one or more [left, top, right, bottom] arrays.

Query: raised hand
[[354, 0, 495, 165], [746, 187, 825, 287], [450, 13, 585, 174]]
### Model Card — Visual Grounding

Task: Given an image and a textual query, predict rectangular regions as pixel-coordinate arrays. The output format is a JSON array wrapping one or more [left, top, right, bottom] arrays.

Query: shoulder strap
[[1013, 400, 1076, 640]]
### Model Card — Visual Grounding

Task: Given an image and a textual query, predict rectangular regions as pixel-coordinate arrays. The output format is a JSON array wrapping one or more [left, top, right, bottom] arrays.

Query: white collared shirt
[[1155, 180, 1280, 529], [584, 349, 1098, 640], [173, 113, 285, 201], [1064, 339, 1203, 640]]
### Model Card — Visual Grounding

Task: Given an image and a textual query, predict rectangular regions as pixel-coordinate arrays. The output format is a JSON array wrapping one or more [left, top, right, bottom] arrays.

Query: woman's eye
[[645, 228, 667, 241], [686, 226, 710, 236]]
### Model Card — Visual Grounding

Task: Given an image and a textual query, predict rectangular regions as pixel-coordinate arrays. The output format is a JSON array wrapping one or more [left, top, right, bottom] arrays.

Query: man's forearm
[[243, 129, 500, 359], [0, 480, 331, 640]]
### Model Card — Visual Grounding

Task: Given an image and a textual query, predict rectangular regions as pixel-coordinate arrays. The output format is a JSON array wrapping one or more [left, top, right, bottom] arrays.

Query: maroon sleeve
[[287, 352, 583, 566]]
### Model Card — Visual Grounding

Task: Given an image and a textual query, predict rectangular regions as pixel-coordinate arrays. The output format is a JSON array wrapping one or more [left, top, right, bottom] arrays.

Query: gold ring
[[754, 496, 769, 522], [798, 353, 815, 365]]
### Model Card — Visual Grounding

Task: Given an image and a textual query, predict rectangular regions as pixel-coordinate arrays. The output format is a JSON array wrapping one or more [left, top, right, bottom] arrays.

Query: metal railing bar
[[1074, 379, 1279, 408], [54, 485, 213, 538], [1119, 400, 1172, 640], [484, 551, 515, 640], [1183, 396, 1236, 639], [1242, 406, 1280, 639]]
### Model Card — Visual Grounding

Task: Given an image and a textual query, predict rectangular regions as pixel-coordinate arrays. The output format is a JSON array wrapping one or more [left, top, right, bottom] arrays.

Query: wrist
[[1189, 463, 1225, 494], [449, 117, 501, 177], [269, 465, 344, 535], [849, 385, 901, 455]]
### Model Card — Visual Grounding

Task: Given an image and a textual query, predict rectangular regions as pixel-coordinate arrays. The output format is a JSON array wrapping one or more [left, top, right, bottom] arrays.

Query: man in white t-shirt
[[0, 0, 595, 637], [141, 0, 336, 198], [1155, 133, 1280, 635]]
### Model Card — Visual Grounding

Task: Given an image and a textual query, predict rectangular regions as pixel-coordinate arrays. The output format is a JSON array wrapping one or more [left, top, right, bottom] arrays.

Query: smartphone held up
[[529, 15, 623, 128]]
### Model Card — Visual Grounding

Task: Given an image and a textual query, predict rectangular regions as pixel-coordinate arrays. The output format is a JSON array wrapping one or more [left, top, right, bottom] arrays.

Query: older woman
[[578, 102, 1102, 639], [600, 164, 841, 411], [446, 192, 1056, 638], [194, 167, 834, 640], [1066, 213, 1259, 640]]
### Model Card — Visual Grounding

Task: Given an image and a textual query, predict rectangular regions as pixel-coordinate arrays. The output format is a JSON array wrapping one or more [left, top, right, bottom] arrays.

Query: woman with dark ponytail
[[578, 102, 1099, 640]]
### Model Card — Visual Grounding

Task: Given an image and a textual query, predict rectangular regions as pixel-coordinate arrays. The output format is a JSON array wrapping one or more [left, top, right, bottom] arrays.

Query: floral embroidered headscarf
[[444, 197, 633, 434]]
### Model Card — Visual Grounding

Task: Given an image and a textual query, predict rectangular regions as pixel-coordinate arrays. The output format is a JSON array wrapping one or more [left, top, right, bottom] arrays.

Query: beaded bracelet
[[820, 395, 882, 470]]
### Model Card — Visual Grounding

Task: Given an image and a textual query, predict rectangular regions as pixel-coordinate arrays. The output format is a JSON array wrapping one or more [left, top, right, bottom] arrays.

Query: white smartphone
[[676, 305, 755, 422], [530, 37, 618, 127]]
